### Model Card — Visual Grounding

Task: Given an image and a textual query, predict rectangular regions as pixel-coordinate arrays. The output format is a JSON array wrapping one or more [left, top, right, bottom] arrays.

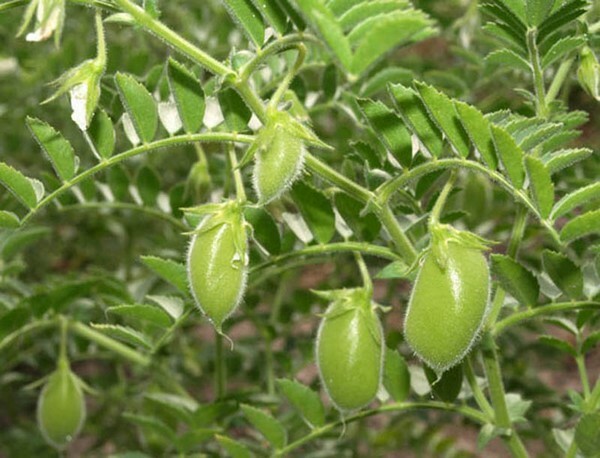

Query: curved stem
[[268, 44, 306, 110], [19, 132, 253, 226], [376, 158, 561, 247], [0, 0, 28, 12], [250, 241, 402, 276], [465, 355, 495, 420], [239, 33, 318, 82], [59, 202, 188, 230], [111, 0, 231, 77], [429, 171, 457, 228], [493, 301, 600, 336], [274, 401, 487, 456], [354, 252, 372, 296]]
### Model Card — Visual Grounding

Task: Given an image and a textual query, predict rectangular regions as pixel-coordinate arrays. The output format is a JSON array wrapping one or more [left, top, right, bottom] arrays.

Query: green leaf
[[90, 323, 152, 349], [491, 254, 539, 306], [218, 88, 251, 132], [1, 226, 50, 260], [375, 260, 411, 280], [582, 331, 600, 354], [526, 0, 555, 26], [244, 207, 281, 254], [383, 348, 411, 402], [544, 148, 593, 174], [349, 11, 435, 75], [551, 183, 600, 221], [525, 156, 554, 219], [477, 424, 505, 450], [241, 404, 287, 449], [321, 64, 337, 100], [537, 0, 588, 44], [490, 125, 525, 189], [276, 378, 325, 428], [26, 117, 77, 181], [560, 210, 600, 243], [388, 83, 444, 158], [334, 192, 381, 242], [290, 181, 336, 244], [485, 49, 530, 73], [424, 363, 463, 403], [89, 110, 116, 159], [505, 393, 532, 423], [415, 82, 471, 158], [115, 73, 158, 143], [167, 59, 205, 134], [0, 211, 20, 229], [292, 0, 352, 69], [216, 435, 253, 458], [222, 0, 265, 46], [107, 304, 173, 327], [146, 295, 184, 320], [454, 101, 498, 169], [356, 98, 411, 167], [249, 0, 287, 34], [538, 335, 577, 356], [136, 166, 161, 206], [542, 250, 583, 299], [122, 413, 176, 441], [0, 162, 39, 208], [107, 165, 130, 201], [140, 255, 188, 293], [575, 413, 600, 457], [542, 36, 586, 68]]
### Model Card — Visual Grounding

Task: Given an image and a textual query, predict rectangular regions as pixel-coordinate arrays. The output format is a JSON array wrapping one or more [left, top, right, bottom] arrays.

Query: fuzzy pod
[[37, 359, 86, 448], [187, 205, 248, 332], [316, 288, 384, 411], [404, 241, 490, 374], [253, 123, 305, 204]]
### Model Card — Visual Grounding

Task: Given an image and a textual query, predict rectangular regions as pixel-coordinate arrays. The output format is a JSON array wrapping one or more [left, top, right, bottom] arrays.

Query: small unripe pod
[[316, 288, 384, 411], [253, 124, 305, 204], [187, 203, 248, 332], [37, 359, 86, 448], [404, 240, 490, 374]]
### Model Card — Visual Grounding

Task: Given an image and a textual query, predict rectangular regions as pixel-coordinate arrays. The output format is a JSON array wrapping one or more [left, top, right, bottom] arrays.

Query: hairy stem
[[69, 321, 151, 367], [429, 171, 457, 228], [215, 332, 226, 399], [527, 28, 548, 118], [481, 333, 529, 457], [274, 401, 487, 456], [493, 301, 600, 335]]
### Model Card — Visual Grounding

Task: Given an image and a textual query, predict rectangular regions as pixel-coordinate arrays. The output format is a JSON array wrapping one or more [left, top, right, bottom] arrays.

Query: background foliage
[[0, 0, 599, 456]]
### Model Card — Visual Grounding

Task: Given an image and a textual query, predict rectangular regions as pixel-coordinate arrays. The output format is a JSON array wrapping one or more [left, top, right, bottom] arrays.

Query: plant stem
[[576, 354, 591, 398], [493, 301, 600, 335], [250, 241, 401, 276], [69, 321, 151, 366], [273, 401, 487, 456], [526, 28, 548, 118], [20, 132, 253, 226], [376, 204, 418, 264], [304, 153, 375, 203], [239, 33, 318, 82], [481, 333, 529, 457], [465, 355, 495, 420], [376, 158, 561, 248], [0, 0, 28, 12], [111, 0, 231, 77], [215, 331, 226, 399], [268, 44, 306, 110], [354, 252, 373, 296], [227, 145, 246, 203], [59, 201, 188, 230], [429, 171, 457, 228], [546, 57, 575, 105]]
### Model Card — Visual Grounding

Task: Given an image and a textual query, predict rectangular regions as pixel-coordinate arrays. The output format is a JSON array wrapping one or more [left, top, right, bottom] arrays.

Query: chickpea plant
[[0, 0, 599, 456]]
